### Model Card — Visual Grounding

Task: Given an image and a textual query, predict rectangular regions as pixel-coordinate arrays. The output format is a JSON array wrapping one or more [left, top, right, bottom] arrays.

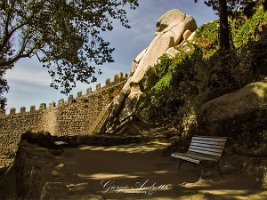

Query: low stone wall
[[0, 73, 127, 168]]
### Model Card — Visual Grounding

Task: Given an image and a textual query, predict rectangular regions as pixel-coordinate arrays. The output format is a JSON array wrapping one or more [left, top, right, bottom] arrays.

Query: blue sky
[[4, 0, 217, 113]]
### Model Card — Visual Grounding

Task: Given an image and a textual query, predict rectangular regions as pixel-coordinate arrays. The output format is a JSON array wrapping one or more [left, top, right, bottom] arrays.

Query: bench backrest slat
[[189, 136, 227, 158], [191, 142, 225, 149], [190, 143, 224, 153], [191, 139, 226, 146], [189, 146, 222, 157], [192, 137, 227, 143]]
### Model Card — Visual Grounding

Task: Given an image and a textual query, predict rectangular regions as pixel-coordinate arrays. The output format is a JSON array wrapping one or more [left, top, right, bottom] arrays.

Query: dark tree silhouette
[[218, 0, 230, 49], [195, 0, 230, 49], [0, 0, 139, 109]]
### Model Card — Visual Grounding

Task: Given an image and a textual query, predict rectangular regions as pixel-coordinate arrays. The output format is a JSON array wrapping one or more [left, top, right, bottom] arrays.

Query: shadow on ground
[[50, 142, 266, 199], [1, 141, 266, 200]]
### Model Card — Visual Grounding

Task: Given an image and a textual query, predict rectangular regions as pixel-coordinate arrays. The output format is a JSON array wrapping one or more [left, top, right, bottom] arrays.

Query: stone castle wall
[[0, 73, 127, 167]]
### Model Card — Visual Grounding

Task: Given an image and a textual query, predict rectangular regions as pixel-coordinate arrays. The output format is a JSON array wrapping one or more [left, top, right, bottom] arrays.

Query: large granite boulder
[[98, 9, 197, 134], [123, 9, 197, 91], [198, 81, 267, 134]]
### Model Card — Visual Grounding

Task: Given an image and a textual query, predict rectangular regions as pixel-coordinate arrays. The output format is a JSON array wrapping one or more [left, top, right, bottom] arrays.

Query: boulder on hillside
[[97, 9, 197, 134], [125, 10, 197, 88], [198, 81, 267, 135]]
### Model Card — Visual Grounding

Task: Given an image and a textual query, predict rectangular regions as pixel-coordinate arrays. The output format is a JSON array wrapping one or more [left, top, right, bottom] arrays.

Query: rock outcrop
[[198, 81, 267, 134], [97, 9, 197, 134]]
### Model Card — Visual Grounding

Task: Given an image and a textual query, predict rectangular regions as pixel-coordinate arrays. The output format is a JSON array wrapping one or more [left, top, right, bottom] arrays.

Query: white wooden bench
[[171, 136, 228, 177]]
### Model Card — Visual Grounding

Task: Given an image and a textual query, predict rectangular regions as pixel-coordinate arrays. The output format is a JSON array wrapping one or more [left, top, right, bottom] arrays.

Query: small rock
[[51, 170, 60, 177], [55, 163, 64, 170], [51, 149, 63, 156], [67, 182, 89, 194], [40, 182, 68, 200], [222, 164, 237, 173]]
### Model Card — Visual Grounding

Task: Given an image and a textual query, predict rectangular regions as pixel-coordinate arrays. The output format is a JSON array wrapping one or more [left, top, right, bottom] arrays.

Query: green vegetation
[[233, 7, 267, 48], [137, 6, 267, 138], [194, 20, 219, 58], [151, 50, 196, 92]]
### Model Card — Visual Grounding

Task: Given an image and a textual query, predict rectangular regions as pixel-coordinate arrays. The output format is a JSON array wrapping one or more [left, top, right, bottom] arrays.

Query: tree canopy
[[0, 0, 139, 109], [195, 0, 266, 50]]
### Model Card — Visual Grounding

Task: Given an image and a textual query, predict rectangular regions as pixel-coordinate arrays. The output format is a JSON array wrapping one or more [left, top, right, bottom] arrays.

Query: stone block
[[30, 105, 36, 112], [113, 74, 119, 83], [96, 83, 101, 91], [10, 108, 16, 114], [39, 103, 46, 110], [20, 107, 26, 113], [58, 99, 64, 106], [67, 95, 74, 104], [77, 91, 82, 98], [49, 101, 56, 109], [86, 87, 92, 96], [105, 78, 111, 86]]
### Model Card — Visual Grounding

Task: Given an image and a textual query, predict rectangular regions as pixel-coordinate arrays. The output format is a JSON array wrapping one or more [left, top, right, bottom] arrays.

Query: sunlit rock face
[[198, 81, 267, 135], [123, 9, 197, 92], [100, 9, 198, 134]]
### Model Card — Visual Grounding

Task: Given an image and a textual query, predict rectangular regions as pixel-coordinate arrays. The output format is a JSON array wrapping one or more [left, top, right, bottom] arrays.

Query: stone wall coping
[[2, 72, 128, 116]]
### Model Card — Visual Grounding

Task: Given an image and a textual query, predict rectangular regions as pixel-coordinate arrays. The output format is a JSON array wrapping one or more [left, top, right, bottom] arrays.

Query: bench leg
[[200, 161, 223, 177], [217, 163, 223, 177], [200, 163, 206, 178], [200, 164, 205, 178], [200, 161, 211, 178], [178, 160, 183, 169], [209, 161, 223, 177]]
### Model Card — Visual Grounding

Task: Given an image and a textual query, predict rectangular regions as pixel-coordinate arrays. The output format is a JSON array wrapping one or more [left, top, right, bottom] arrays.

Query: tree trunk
[[219, 0, 230, 50]]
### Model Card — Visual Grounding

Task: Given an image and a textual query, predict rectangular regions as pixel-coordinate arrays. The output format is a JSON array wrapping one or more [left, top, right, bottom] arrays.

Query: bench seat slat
[[187, 151, 220, 161], [171, 153, 200, 164], [171, 151, 219, 163]]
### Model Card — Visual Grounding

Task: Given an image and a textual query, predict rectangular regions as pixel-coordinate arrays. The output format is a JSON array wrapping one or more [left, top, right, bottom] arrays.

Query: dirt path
[[44, 141, 267, 200]]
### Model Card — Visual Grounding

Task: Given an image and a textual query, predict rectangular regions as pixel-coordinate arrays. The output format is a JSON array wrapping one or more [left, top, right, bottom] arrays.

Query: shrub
[[233, 6, 267, 48]]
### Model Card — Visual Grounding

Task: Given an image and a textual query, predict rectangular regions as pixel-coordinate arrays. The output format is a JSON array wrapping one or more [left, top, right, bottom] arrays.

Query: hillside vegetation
[[137, 6, 267, 144]]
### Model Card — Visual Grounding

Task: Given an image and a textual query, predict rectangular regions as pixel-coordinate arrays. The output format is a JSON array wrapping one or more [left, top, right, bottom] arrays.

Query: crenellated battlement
[[1, 72, 128, 116], [0, 72, 128, 167]]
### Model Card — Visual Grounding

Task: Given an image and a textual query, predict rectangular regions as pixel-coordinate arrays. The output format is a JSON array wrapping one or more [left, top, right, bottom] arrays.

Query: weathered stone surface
[[134, 48, 147, 64], [118, 84, 143, 122], [130, 61, 138, 76], [165, 47, 179, 58], [156, 9, 186, 33], [198, 81, 267, 133], [40, 182, 68, 200], [128, 12, 197, 86], [165, 30, 195, 57], [101, 9, 197, 134], [183, 30, 193, 41], [187, 31, 196, 41]]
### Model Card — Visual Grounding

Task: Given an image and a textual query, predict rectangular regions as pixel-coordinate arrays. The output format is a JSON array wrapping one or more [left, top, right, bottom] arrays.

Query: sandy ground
[[1, 140, 267, 199], [46, 141, 267, 200]]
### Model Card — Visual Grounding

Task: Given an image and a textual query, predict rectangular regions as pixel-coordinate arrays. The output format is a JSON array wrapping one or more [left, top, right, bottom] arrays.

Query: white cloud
[[5, 57, 52, 88]]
